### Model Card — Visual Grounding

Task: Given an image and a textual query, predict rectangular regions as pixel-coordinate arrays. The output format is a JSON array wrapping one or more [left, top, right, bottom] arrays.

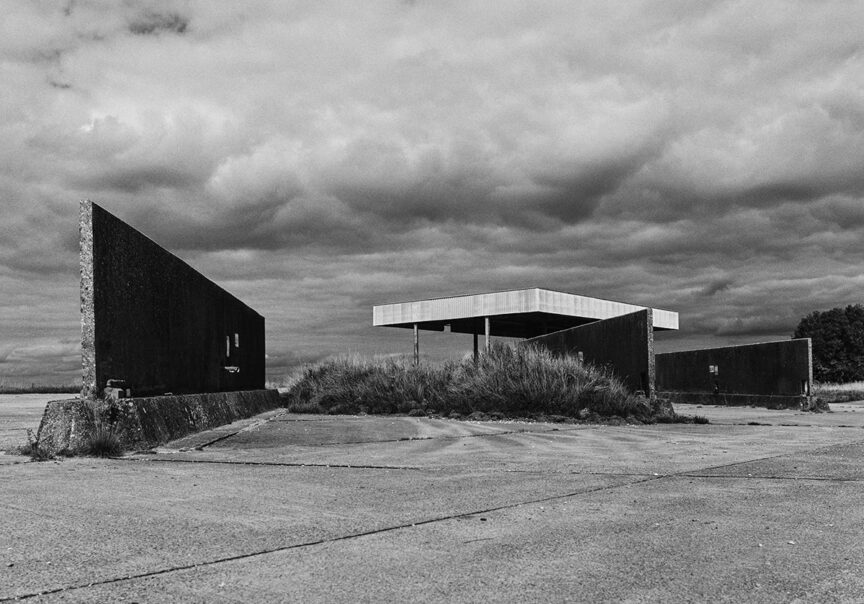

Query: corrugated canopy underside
[[373, 288, 678, 338]]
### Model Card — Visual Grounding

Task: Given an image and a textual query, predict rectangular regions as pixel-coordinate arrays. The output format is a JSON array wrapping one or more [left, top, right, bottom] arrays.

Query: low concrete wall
[[656, 339, 813, 406], [36, 389, 282, 455], [34, 398, 96, 456], [523, 309, 654, 395], [658, 391, 807, 410]]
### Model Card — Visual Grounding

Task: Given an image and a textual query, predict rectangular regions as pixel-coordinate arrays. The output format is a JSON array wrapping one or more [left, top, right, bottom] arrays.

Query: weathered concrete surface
[[0, 394, 61, 454], [3, 401, 864, 602], [33, 398, 96, 456], [80, 200, 265, 399], [34, 390, 281, 454], [525, 309, 654, 395]]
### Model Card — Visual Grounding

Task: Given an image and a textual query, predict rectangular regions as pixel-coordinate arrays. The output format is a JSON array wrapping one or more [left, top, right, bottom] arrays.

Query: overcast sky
[[2, 1, 864, 384]]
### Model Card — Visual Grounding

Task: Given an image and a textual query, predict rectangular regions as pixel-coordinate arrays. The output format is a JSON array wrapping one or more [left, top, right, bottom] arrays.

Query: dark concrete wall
[[80, 200, 265, 399], [655, 339, 812, 397], [523, 309, 654, 395]]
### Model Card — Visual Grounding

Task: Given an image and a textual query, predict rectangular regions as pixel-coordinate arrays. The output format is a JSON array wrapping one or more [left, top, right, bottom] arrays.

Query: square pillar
[[484, 316, 491, 353]]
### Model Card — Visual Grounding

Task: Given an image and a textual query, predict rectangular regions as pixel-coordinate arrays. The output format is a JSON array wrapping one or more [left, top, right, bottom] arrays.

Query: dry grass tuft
[[82, 422, 123, 457]]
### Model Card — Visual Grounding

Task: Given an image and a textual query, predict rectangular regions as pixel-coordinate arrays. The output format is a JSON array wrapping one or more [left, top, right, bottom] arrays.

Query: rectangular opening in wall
[[226, 335, 231, 358], [235, 333, 240, 348]]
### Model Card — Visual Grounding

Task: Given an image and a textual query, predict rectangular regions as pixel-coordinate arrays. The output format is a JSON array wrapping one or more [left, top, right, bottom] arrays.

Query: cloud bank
[[2, 1, 863, 382]]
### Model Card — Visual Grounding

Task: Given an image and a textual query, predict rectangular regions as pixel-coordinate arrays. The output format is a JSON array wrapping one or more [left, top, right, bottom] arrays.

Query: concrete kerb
[[659, 391, 808, 410], [35, 389, 282, 455]]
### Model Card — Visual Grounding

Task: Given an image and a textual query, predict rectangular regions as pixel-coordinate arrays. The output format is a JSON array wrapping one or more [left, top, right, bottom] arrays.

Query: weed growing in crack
[[18, 428, 54, 461]]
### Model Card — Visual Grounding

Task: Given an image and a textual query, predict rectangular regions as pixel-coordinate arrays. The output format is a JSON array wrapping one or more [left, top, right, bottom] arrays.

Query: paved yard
[[0, 394, 70, 453], [2, 399, 864, 602]]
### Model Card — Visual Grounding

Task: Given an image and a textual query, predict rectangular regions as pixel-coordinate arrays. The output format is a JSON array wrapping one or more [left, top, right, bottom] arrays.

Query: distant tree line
[[794, 304, 864, 383]]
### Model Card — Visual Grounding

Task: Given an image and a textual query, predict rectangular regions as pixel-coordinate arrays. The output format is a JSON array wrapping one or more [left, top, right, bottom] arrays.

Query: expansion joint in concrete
[[117, 457, 424, 471], [678, 473, 864, 482]]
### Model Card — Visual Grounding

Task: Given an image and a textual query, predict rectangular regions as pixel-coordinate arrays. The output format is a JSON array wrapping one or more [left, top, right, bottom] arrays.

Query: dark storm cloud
[[128, 11, 189, 36], [700, 279, 733, 297]]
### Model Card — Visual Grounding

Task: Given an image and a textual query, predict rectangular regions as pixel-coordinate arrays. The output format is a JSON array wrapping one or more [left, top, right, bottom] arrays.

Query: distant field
[[0, 383, 79, 395], [814, 381, 864, 404]]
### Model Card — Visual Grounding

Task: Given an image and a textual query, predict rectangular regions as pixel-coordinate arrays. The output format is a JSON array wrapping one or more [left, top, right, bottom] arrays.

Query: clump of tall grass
[[285, 354, 453, 415], [82, 421, 123, 457], [17, 428, 54, 461], [284, 344, 671, 422]]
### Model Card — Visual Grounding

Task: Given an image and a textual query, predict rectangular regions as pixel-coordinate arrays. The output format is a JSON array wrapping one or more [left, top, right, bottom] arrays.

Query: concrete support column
[[484, 316, 491, 354], [473, 332, 479, 362], [413, 323, 419, 365]]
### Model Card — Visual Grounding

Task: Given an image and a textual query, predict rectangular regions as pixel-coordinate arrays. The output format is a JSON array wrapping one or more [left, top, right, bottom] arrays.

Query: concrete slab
[[155, 417, 864, 475], [34, 477, 864, 603], [694, 440, 864, 480], [2, 400, 864, 602], [225, 414, 525, 447], [674, 400, 864, 428], [0, 458, 632, 600], [373, 287, 679, 335]]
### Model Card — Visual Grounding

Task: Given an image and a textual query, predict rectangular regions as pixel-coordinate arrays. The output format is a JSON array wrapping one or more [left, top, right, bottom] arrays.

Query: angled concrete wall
[[523, 309, 654, 396], [80, 200, 265, 399], [656, 339, 812, 406], [37, 390, 281, 455]]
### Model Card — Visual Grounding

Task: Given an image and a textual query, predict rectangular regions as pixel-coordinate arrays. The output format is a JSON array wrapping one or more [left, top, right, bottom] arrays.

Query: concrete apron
[[34, 389, 281, 455], [3, 405, 864, 602]]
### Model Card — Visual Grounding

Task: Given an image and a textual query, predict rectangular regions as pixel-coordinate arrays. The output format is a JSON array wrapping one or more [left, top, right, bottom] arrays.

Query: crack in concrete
[[678, 473, 864, 482], [0, 473, 664, 602]]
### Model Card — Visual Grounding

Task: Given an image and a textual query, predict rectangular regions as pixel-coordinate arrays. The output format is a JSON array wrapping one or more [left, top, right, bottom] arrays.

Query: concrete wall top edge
[[83, 200, 263, 319], [656, 337, 810, 357]]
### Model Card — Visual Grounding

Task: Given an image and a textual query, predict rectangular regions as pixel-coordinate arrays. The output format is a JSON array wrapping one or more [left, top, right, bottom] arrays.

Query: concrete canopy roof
[[373, 288, 678, 339]]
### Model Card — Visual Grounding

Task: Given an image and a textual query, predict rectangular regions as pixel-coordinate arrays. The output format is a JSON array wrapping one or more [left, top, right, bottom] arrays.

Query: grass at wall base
[[285, 344, 705, 424]]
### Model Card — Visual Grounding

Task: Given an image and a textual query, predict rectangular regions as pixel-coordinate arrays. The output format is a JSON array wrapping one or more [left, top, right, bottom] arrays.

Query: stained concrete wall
[[80, 200, 265, 399], [655, 339, 812, 400], [523, 309, 654, 396], [37, 390, 282, 455]]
